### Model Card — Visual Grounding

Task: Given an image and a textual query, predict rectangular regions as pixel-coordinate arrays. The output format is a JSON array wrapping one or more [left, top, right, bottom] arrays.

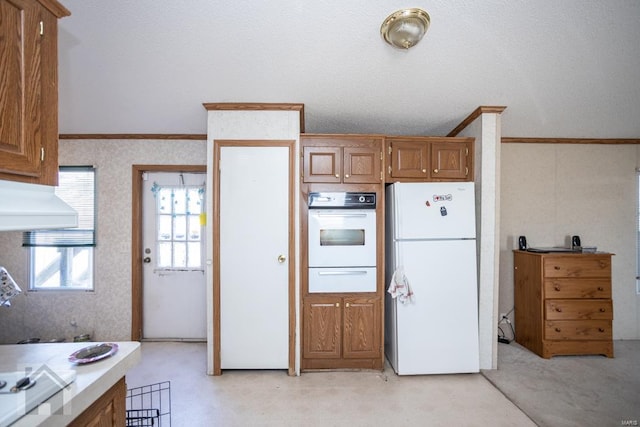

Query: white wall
[[0, 139, 206, 344], [500, 143, 640, 340], [459, 112, 502, 369]]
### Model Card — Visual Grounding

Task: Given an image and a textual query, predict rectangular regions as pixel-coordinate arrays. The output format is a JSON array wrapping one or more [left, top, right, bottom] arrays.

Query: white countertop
[[0, 341, 141, 427]]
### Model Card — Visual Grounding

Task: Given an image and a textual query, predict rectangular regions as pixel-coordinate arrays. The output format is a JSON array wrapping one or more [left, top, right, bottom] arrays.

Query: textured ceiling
[[57, 0, 640, 138]]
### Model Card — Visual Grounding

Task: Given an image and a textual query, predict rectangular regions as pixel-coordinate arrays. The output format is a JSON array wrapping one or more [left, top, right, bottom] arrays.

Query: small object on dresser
[[518, 236, 527, 250], [571, 235, 582, 251], [582, 246, 597, 253]]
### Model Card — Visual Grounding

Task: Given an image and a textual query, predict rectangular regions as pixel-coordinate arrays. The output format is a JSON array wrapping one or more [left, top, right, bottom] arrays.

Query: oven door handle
[[316, 270, 369, 276], [313, 213, 369, 218]]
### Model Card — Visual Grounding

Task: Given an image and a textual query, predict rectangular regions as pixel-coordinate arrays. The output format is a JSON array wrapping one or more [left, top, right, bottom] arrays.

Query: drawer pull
[[599, 308, 606, 312], [555, 307, 562, 312], [553, 285, 561, 291], [598, 328, 605, 333], [597, 287, 604, 291], [554, 266, 561, 270], [555, 327, 561, 332]]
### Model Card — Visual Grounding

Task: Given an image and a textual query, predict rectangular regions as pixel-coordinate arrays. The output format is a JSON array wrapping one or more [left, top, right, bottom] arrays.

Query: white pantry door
[[218, 143, 291, 369], [142, 172, 207, 340]]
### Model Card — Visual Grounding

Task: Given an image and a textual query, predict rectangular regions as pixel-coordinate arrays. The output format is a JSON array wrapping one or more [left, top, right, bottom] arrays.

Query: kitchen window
[[24, 167, 96, 290]]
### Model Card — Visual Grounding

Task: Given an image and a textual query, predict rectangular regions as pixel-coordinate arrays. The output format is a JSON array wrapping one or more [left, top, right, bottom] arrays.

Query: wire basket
[[126, 381, 171, 426]]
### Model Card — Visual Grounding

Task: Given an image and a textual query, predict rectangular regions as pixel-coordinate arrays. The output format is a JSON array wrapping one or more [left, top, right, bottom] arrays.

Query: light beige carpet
[[482, 340, 640, 427]]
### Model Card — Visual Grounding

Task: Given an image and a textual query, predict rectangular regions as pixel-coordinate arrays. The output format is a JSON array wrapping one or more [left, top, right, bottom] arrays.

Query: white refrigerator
[[385, 182, 480, 375]]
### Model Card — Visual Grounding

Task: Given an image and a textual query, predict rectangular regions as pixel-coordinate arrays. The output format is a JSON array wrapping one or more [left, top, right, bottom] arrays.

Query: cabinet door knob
[[345, 174, 350, 179], [277, 254, 286, 263], [431, 169, 437, 174], [345, 302, 350, 308], [335, 302, 340, 308], [335, 174, 340, 178]]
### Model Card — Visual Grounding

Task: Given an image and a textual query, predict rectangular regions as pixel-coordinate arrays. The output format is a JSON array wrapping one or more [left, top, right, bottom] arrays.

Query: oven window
[[320, 229, 365, 246]]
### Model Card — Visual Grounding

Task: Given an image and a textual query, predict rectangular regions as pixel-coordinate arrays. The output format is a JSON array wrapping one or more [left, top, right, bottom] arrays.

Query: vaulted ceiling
[[57, 1, 640, 138]]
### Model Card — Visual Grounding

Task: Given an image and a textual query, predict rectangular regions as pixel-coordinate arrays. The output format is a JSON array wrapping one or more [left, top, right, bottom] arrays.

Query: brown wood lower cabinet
[[302, 295, 382, 370], [68, 377, 126, 427]]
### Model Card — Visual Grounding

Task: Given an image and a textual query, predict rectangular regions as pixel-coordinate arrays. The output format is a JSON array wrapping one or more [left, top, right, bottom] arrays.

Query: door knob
[[143, 257, 151, 263], [277, 255, 286, 263]]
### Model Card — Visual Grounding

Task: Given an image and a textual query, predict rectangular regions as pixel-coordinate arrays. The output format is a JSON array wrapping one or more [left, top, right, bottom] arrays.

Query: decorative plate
[[68, 343, 119, 364]]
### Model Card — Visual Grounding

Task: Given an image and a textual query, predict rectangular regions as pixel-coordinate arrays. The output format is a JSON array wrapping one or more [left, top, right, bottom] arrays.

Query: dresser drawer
[[543, 256, 611, 278], [544, 320, 612, 340], [545, 299, 613, 320], [544, 279, 611, 299]]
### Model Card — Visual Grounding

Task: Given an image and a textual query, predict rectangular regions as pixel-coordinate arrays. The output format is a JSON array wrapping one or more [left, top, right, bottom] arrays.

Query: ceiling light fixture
[[381, 8, 430, 50]]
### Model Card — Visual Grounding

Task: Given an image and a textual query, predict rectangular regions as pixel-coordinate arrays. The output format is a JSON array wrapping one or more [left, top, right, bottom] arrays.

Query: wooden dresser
[[513, 250, 614, 358]]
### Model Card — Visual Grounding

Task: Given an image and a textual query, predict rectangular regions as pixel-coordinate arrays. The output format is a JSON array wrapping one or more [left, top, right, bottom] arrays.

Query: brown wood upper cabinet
[[0, 0, 70, 186], [385, 136, 474, 182], [301, 134, 383, 184]]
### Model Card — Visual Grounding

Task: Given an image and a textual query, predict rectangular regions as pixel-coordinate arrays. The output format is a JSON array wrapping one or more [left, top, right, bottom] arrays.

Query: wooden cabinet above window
[[385, 136, 474, 182], [0, 0, 70, 186], [301, 135, 383, 184]]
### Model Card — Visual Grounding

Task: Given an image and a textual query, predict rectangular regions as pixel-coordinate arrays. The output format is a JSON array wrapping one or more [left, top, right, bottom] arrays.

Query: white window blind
[[23, 167, 96, 247]]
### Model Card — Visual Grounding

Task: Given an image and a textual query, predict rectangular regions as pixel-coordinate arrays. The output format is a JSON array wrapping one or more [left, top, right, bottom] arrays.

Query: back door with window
[[142, 172, 206, 340]]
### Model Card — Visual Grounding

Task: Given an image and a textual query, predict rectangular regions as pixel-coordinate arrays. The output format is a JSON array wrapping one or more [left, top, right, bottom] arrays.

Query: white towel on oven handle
[[388, 266, 414, 305]]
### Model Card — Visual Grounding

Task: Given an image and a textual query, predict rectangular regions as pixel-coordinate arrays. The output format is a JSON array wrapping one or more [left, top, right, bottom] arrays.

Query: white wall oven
[[308, 192, 376, 293]]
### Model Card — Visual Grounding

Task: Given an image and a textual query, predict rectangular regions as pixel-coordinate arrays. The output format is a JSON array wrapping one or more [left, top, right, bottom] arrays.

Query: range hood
[[0, 180, 78, 231]]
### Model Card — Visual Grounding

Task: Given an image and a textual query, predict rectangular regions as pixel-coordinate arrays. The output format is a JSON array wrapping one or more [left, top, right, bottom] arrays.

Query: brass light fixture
[[381, 8, 430, 49]]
